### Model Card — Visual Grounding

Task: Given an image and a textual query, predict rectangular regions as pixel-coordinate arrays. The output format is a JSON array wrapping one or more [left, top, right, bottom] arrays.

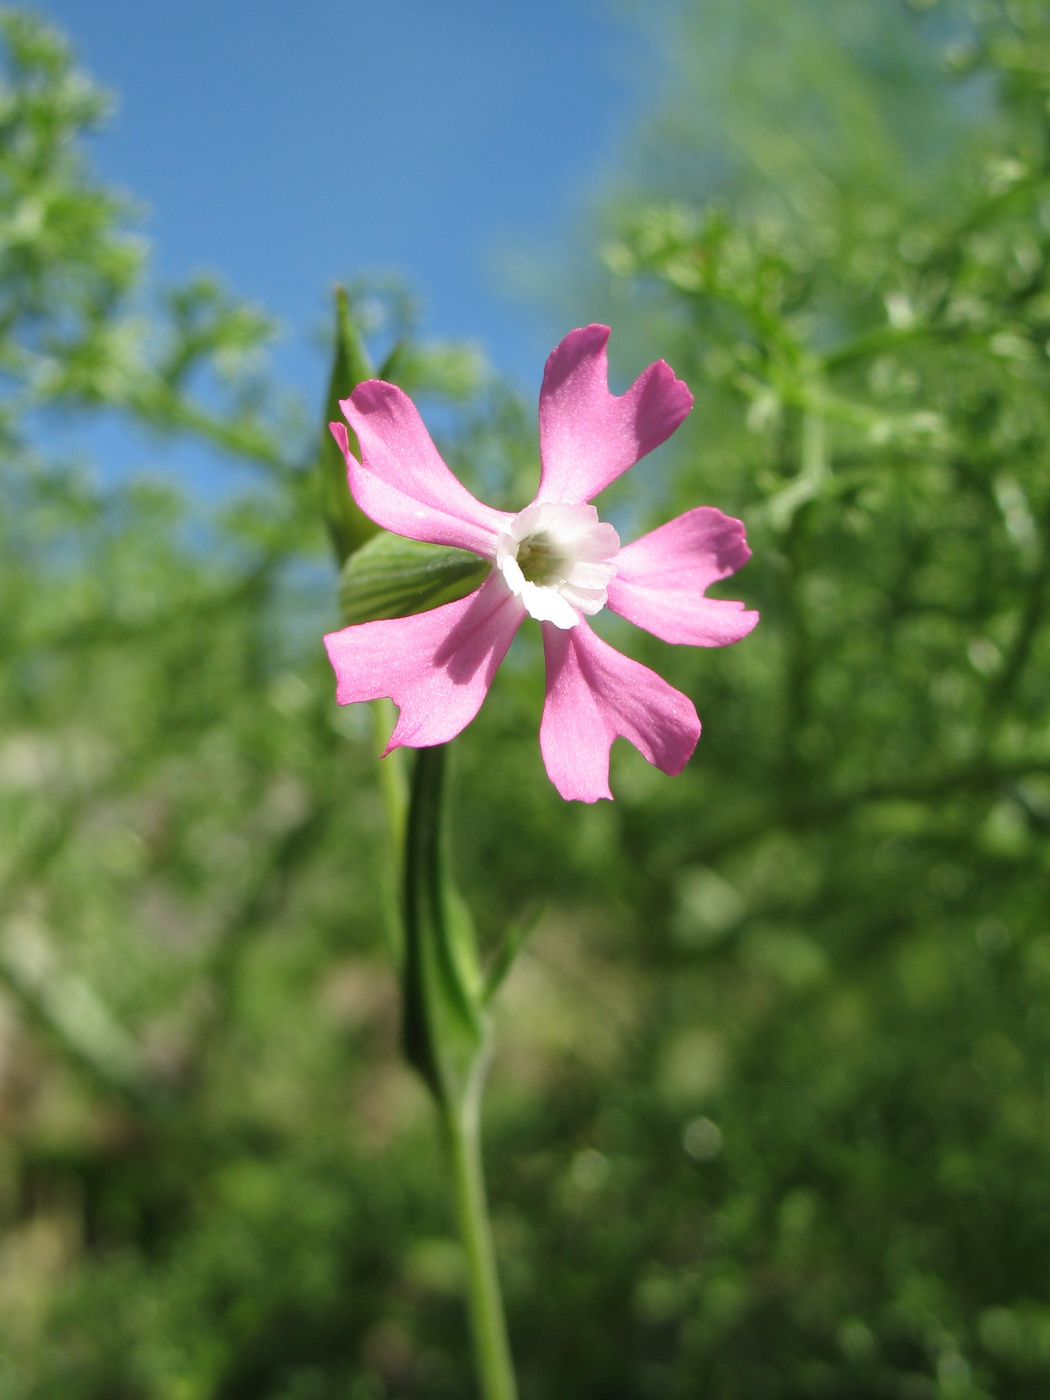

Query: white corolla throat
[[495, 502, 620, 630]]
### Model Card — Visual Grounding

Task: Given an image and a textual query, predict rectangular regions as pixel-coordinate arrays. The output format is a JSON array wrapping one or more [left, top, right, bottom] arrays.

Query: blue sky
[[38, 0, 661, 422]]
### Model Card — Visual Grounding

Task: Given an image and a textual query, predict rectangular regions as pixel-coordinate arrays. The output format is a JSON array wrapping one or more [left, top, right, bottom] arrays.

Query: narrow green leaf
[[402, 746, 487, 1108], [338, 531, 490, 626], [482, 906, 545, 1007], [319, 284, 380, 565]]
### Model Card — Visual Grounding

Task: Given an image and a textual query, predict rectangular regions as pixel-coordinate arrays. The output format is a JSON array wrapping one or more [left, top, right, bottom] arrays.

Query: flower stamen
[[495, 502, 619, 630], [516, 533, 566, 586]]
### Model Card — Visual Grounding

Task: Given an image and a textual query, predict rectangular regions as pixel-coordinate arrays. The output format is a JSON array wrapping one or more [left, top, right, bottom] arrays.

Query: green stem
[[441, 1088, 519, 1400], [401, 745, 518, 1400], [371, 698, 407, 962], [373, 697, 408, 854]]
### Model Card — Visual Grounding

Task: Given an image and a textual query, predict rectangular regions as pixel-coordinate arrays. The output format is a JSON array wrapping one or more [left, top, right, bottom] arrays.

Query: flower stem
[[441, 1087, 519, 1400], [401, 744, 518, 1400], [372, 697, 407, 856]]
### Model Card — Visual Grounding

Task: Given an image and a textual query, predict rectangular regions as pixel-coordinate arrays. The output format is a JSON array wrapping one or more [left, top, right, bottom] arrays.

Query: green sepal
[[377, 340, 406, 383], [338, 531, 490, 626], [319, 285, 380, 566], [482, 906, 544, 1007], [402, 746, 488, 1108]]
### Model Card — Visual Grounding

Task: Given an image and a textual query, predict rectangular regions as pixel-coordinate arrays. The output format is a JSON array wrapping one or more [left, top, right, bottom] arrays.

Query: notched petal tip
[[711, 512, 752, 574], [608, 506, 759, 647], [537, 326, 695, 505], [343, 379, 400, 415], [541, 324, 611, 387], [539, 622, 700, 802], [651, 360, 693, 423], [732, 606, 761, 640], [329, 419, 353, 457]]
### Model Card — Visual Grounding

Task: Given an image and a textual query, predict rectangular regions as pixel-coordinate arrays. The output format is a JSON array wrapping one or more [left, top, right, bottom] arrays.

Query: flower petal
[[335, 381, 511, 555], [539, 621, 700, 801], [607, 507, 759, 647], [325, 573, 525, 751], [536, 325, 693, 506]]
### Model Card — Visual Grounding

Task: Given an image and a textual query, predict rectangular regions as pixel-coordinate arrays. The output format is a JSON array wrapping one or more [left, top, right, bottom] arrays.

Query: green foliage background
[[1, 2, 1049, 1397]]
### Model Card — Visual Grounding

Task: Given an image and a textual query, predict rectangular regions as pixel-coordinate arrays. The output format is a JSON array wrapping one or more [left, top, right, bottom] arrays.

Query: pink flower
[[325, 325, 758, 802]]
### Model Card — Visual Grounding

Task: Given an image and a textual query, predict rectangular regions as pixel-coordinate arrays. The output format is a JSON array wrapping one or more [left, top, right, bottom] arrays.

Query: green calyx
[[318, 285, 380, 566], [339, 531, 491, 626]]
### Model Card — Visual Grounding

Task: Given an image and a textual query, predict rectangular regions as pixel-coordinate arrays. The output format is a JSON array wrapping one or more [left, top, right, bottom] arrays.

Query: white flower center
[[495, 502, 620, 630]]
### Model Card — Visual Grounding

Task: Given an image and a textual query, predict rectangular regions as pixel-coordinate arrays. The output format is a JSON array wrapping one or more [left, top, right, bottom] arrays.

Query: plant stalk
[[441, 1088, 519, 1400], [402, 744, 518, 1400]]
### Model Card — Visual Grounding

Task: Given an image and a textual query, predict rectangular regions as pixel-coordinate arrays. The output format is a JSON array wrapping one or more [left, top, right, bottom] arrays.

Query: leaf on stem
[[482, 907, 545, 1007], [402, 746, 488, 1109]]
